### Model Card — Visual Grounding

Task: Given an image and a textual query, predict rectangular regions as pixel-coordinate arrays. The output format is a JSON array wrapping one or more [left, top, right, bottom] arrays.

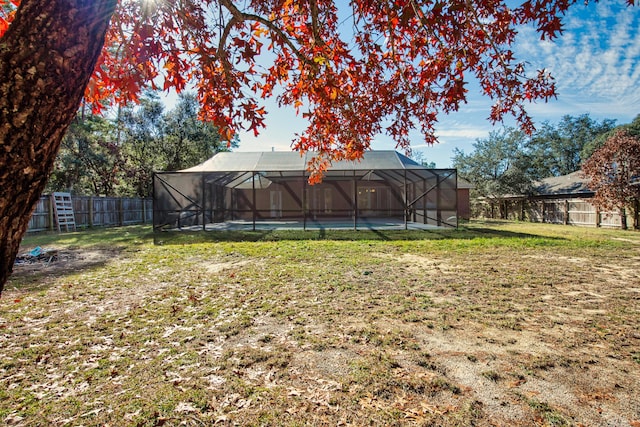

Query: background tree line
[[46, 91, 236, 198], [50, 107, 639, 209], [454, 114, 640, 228], [453, 113, 622, 198]]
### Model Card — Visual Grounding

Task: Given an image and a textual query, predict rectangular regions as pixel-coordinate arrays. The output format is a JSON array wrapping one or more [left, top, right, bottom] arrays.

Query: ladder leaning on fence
[[51, 192, 76, 232]]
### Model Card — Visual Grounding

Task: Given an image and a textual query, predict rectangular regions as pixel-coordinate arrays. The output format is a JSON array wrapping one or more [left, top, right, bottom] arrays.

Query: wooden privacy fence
[[476, 197, 638, 229], [27, 195, 153, 233]]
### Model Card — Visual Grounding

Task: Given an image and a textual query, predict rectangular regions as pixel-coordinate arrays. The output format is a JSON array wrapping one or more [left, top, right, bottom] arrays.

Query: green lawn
[[2, 221, 639, 426]]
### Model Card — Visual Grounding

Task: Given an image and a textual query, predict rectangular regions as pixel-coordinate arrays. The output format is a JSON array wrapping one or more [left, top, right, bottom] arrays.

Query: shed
[[153, 150, 459, 231]]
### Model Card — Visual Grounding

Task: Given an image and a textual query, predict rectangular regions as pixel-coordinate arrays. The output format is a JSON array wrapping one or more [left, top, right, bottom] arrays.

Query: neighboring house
[[532, 171, 594, 199], [153, 150, 465, 231], [479, 171, 637, 228]]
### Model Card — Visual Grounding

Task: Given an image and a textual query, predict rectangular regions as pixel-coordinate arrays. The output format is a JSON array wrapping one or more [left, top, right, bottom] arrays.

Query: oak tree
[[453, 127, 533, 217], [582, 114, 640, 160], [117, 91, 231, 196], [47, 92, 228, 197], [47, 112, 124, 196], [527, 114, 617, 179], [0, 0, 635, 292], [118, 91, 167, 197], [161, 93, 226, 172]]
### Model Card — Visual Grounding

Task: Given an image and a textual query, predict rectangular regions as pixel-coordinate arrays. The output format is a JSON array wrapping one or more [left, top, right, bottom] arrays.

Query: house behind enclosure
[[456, 178, 473, 221], [153, 150, 463, 231]]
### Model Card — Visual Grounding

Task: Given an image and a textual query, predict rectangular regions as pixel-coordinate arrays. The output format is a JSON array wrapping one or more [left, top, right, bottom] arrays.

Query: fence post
[[520, 200, 525, 221], [142, 198, 147, 225], [119, 198, 124, 226], [595, 205, 600, 228], [89, 197, 94, 228], [48, 195, 55, 231], [564, 199, 569, 225]]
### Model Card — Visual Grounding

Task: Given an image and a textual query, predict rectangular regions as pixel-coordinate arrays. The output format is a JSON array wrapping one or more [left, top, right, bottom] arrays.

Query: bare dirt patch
[[205, 259, 252, 274], [9, 247, 118, 290]]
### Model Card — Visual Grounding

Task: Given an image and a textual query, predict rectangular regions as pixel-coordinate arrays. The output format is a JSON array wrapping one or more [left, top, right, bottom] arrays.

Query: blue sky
[[226, 1, 640, 167]]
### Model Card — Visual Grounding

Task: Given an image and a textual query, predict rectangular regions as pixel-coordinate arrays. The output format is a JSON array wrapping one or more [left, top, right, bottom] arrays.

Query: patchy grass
[[1, 220, 640, 426]]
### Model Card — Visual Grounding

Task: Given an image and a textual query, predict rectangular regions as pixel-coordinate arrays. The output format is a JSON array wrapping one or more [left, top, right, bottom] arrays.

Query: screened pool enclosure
[[153, 151, 458, 231]]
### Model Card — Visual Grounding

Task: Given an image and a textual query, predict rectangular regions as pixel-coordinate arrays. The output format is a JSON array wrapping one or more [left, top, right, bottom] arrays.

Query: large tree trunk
[[0, 0, 117, 294]]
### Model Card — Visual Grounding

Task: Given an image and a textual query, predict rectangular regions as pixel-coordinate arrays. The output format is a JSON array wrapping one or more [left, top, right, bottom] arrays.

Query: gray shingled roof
[[533, 171, 594, 196]]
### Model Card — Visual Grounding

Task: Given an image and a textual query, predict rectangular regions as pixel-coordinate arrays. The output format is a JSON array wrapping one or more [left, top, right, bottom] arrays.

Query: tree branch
[[218, 0, 314, 67], [216, 12, 239, 89], [309, 0, 323, 46], [408, 0, 445, 50]]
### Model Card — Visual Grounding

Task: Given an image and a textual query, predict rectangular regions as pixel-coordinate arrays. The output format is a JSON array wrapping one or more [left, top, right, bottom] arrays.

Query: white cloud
[[515, 1, 640, 124], [435, 128, 489, 139]]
